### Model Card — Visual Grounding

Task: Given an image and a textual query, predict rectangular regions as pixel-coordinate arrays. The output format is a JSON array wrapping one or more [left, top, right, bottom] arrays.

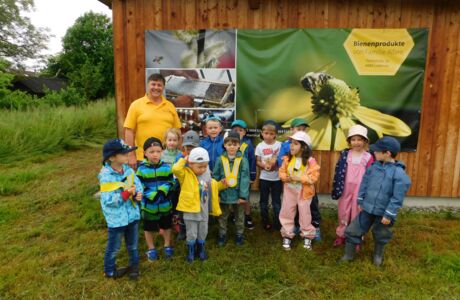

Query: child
[[136, 137, 175, 261], [172, 147, 226, 262], [231, 120, 256, 230], [174, 129, 201, 241], [332, 125, 374, 247], [98, 138, 143, 280], [277, 118, 322, 241], [340, 136, 411, 266], [255, 120, 282, 230], [161, 128, 183, 167], [200, 115, 224, 172], [278, 131, 320, 250], [213, 131, 250, 246], [182, 129, 201, 156]]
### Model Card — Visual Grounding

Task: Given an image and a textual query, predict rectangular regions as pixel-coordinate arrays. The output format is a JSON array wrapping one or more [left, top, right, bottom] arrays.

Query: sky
[[24, 0, 112, 69]]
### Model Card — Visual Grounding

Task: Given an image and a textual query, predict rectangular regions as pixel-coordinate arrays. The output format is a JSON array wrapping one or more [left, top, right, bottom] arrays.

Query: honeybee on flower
[[263, 65, 411, 150]]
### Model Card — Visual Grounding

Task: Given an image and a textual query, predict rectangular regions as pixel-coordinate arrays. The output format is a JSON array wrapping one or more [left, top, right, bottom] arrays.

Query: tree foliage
[[0, 0, 49, 66], [43, 12, 114, 99]]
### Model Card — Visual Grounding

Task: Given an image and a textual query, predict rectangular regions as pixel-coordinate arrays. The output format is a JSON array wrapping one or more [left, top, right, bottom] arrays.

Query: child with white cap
[[172, 147, 226, 263], [278, 131, 320, 250], [331, 125, 374, 248]]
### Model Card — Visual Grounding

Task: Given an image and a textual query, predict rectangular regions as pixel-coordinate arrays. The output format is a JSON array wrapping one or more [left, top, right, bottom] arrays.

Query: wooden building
[[99, 0, 460, 197]]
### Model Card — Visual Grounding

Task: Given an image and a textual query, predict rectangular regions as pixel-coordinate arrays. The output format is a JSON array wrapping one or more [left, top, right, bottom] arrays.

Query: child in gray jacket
[[340, 136, 411, 266]]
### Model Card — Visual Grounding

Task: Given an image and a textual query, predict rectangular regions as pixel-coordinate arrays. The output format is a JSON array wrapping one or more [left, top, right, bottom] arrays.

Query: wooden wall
[[110, 0, 460, 197]]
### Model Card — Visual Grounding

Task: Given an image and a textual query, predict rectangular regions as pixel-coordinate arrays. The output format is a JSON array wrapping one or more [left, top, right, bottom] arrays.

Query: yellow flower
[[263, 73, 411, 150]]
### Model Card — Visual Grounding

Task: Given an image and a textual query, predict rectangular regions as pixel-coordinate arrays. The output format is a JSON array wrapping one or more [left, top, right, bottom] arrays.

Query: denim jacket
[[357, 160, 411, 221], [98, 163, 143, 228]]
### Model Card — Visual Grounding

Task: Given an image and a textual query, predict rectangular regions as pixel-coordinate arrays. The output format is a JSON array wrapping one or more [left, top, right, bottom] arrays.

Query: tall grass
[[0, 99, 116, 162]]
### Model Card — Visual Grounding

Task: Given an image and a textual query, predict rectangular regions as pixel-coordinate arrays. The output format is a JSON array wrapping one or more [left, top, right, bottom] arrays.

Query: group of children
[[98, 116, 411, 280]]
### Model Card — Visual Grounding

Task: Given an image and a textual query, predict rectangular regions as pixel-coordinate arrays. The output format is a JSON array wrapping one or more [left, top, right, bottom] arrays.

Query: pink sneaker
[[333, 236, 346, 247]]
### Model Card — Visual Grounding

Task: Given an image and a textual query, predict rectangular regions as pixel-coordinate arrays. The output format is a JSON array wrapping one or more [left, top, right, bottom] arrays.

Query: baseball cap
[[223, 130, 241, 143], [182, 130, 200, 147], [290, 118, 310, 128], [188, 147, 210, 163], [370, 136, 401, 153], [102, 138, 137, 164], [143, 137, 163, 150], [231, 120, 248, 129]]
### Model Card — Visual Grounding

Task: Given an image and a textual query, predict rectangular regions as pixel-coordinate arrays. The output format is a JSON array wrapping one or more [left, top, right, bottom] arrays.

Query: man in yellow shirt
[[124, 74, 181, 168]]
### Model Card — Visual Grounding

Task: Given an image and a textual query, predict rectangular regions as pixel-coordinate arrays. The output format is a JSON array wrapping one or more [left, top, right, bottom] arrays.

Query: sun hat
[[347, 124, 368, 140], [289, 131, 312, 147], [188, 147, 210, 163]]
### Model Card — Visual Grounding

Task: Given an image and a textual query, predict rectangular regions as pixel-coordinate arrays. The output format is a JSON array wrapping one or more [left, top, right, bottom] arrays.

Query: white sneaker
[[282, 238, 291, 250], [303, 238, 312, 250]]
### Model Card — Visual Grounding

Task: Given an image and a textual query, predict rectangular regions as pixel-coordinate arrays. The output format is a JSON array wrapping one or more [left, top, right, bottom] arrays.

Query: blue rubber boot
[[196, 240, 208, 261], [186, 241, 196, 263]]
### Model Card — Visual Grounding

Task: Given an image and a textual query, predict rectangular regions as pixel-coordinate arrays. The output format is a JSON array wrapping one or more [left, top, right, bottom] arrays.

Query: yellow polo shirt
[[124, 95, 181, 160]]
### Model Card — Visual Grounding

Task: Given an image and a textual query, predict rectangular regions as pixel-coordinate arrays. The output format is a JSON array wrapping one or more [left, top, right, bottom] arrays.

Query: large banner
[[145, 28, 428, 151]]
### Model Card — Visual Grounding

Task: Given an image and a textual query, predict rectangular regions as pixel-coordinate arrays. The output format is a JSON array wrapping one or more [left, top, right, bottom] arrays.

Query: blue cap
[[204, 114, 222, 124], [262, 120, 278, 128], [370, 136, 401, 153], [102, 138, 137, 164], [231, 120, 248, 129]]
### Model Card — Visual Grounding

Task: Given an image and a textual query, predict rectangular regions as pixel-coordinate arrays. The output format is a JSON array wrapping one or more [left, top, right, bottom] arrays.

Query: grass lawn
[[1, 148, 459, 299]]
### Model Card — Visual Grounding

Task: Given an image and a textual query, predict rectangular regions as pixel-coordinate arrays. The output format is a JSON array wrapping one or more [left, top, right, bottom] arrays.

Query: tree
[[43, 12, 114, 99], [0, 0, 49, 67]]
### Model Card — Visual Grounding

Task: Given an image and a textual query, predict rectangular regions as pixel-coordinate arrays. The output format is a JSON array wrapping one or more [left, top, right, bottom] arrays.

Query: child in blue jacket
[[98, 139, 143, 280], [200, 115, 224, 172], [340, 136, 411, 266]]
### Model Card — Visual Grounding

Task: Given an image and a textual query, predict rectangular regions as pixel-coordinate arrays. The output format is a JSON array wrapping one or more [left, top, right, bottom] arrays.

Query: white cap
[[289, 131, 312, 147], [347, 124, 368, 140], [188, 147, 210, 163]]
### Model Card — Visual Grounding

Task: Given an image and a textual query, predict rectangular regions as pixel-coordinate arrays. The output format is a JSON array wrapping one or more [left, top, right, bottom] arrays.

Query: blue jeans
[[259, 179, 282, 226], [104, 221, 139, 275], [345, 211, 394, 245]]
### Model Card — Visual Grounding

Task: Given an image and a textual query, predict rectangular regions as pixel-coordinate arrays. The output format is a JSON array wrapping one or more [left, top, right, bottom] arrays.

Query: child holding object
[[332, 125, 374, 248], [278, 131, 320, 251], [98, 139, 143, 280], [172, 147, 226, 263]]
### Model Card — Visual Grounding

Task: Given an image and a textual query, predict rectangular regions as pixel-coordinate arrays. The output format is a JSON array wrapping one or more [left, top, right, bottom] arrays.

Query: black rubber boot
[[128, 265, 139, 280], [373, 243, 385, 267], [339, 242, 356, 263]]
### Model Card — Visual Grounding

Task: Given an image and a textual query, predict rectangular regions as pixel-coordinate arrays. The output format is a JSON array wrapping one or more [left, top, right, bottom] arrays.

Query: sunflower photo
[[236, 28, 428, 151]]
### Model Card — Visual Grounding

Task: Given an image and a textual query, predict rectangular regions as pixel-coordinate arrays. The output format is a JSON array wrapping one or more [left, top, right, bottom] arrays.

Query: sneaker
[[235, 234, 244, 246], [146, 249, 158, 262], [282, 238, 292, 250], [217, 234, 227, 247], [333, 236, 346, 247], [303, 238, 312, 250], [164, 246, 174, 259], [314, 228, 322, 241], [244, 216, 255, 230]]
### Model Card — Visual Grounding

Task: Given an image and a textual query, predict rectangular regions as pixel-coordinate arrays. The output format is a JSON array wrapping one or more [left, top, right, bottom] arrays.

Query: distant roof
[[98, 0, 112, 8], [12, 77, 68, 96]]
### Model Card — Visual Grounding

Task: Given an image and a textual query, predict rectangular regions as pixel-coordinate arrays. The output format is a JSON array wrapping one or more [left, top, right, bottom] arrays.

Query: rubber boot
[[128, 265, 139, 280], [196, 240, 208, 261], [373, 243, 385, 267], [339, 242, 356, 263], [186, 240, 196, 263]]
